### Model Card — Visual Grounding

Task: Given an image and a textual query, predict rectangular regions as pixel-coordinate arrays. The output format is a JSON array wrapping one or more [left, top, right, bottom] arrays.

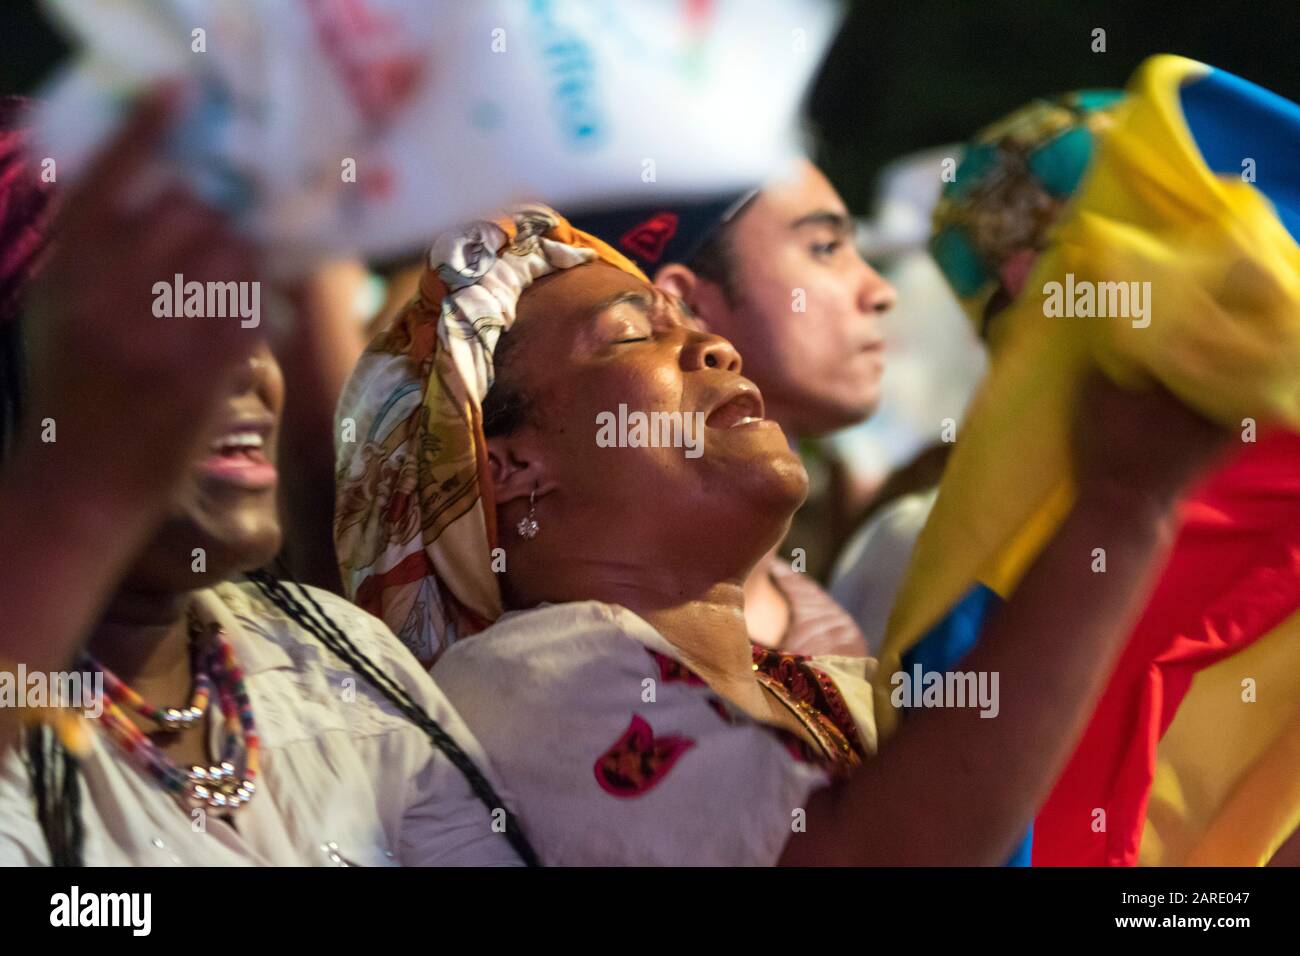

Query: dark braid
[[24, 725, 85, 867], [246, 569, 541, 866]]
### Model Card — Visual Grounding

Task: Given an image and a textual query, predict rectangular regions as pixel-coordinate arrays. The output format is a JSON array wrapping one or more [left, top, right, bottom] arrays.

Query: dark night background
[[3, 0, 1299, 212]]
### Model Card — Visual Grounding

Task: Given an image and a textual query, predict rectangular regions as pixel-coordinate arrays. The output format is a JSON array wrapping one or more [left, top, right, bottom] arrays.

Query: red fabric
[[1033, 430, 1300, 865]]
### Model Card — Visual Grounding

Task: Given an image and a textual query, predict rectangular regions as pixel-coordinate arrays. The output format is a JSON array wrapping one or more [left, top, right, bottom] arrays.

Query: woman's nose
[[229, 346, 279, 401], [682, 330, 743, 373]]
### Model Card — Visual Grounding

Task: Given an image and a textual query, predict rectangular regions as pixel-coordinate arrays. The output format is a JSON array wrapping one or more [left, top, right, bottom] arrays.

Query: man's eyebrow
[[790, 210, 852, 233]]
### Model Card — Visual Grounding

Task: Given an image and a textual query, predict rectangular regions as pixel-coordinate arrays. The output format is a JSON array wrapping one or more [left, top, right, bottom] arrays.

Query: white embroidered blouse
[[433, 600, 878, 866], [0, 582, 521, 867]]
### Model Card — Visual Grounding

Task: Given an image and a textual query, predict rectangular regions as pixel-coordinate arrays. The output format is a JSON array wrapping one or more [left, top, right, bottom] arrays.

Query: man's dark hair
[[685, 216, 743, 306]]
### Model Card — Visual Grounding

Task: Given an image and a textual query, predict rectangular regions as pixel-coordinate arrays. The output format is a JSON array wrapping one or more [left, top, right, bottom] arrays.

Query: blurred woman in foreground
[[0, 93, 530, 866], [336, 205, 1225, 865]]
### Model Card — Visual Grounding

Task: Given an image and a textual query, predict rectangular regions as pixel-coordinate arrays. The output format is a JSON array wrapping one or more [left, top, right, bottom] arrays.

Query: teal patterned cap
[[930, 90, 1125, 339]]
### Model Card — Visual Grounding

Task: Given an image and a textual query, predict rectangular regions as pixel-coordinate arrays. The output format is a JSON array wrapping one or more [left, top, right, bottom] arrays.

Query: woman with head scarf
[[335, 203, 1224, 865], [0, 92, 531, 867]]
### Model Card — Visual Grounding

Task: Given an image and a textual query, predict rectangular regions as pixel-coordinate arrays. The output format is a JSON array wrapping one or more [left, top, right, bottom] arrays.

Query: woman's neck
[[530, 559, 814, 740], [637, 589, 755, 687], [89, 584, 219, 773], [551, 562, 757, 692], [612, 579, 809, 739], [87, 586, 195, 687]]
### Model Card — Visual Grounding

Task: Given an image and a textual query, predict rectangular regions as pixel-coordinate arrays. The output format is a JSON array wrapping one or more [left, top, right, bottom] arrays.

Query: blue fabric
[[903, 583, 1000, 675], [1180, 67, 1300, 243], [902, 584, 1033, 866]]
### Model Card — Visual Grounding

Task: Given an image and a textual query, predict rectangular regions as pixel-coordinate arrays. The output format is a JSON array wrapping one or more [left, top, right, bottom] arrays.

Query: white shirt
[[0, 582, 521, 867], [433, 600, 877, 866], [830, 488, 938, 655]]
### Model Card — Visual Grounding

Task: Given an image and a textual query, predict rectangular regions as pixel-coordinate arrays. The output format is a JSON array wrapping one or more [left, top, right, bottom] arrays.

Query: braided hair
[[23, 725, 85, 867]]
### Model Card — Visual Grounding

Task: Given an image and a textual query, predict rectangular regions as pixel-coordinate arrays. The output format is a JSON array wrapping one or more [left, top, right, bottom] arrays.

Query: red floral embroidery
[[647, 649, 707, 686], [770, 656, 814, 705], [594, 715, 695, 797], [752, 645, 866, 767], [778, 732, 815, 765], [811, 670, 857, 741], [706, 697, 734, 723]]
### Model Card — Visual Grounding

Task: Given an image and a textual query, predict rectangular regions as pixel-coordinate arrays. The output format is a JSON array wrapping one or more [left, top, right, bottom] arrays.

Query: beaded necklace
[[81, 611, 260, 815]]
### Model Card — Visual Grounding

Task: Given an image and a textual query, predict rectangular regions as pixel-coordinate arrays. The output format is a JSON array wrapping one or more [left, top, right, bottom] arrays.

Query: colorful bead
[[81, 611, 260, 817]]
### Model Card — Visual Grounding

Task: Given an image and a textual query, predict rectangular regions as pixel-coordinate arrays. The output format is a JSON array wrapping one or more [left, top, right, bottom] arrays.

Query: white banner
[[36, 0, 840, 272]]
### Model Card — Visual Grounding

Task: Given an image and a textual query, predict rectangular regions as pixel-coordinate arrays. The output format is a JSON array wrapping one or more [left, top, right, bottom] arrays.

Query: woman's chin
[[768, 449, 811, 509], [711, 439, 809, 513], [195, 533, 284, 582], [152, 511, 283, 582], [230, 532, 285, 576]]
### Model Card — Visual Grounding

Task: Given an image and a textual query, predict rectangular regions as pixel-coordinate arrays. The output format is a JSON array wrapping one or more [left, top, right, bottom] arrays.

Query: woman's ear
[[486, 434, 547, 506]]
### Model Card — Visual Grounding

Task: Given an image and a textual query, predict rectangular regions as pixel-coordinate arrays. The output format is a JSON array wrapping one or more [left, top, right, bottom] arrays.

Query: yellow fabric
[[874, 55, 1300, 734], [1139, 610, 1300, 866]]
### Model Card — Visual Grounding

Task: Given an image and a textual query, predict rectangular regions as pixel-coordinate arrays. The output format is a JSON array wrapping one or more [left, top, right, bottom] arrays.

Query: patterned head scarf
[[929, 89, 1124, 340], [334, 204, 646, 667]]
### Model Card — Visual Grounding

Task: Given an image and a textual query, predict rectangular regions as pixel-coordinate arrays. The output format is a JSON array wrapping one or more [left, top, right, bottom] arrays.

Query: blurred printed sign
[[36, 0, 839, 270]]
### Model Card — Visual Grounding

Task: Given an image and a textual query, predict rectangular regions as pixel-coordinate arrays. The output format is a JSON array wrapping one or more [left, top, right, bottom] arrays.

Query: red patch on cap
[[594, 714, 694, 797], [619, 212, 679, 264]]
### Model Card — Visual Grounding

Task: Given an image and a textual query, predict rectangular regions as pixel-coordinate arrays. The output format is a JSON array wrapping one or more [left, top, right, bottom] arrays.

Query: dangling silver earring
[[516, 487, 540, 539]]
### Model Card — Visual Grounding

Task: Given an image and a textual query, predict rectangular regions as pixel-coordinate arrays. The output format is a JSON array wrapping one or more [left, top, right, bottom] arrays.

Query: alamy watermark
[[596, 404, 706, 459], [890, 665, 1000, 718], [50, 886, 151, 936], [1042, 273, 1150, 328], [152, 273, 261, 328], [0, 664, 103, 719]]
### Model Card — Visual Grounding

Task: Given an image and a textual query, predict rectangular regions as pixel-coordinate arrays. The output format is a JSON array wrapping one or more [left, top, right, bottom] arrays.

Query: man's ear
[[654, 263, 717, 332], [486, 434, 549, 506], [653, 262, 698, 302]]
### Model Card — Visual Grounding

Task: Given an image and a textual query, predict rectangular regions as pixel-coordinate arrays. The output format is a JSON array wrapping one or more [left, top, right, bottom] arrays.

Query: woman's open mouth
[[197, 424, 278, 490], [705, 384, 769, 429]]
